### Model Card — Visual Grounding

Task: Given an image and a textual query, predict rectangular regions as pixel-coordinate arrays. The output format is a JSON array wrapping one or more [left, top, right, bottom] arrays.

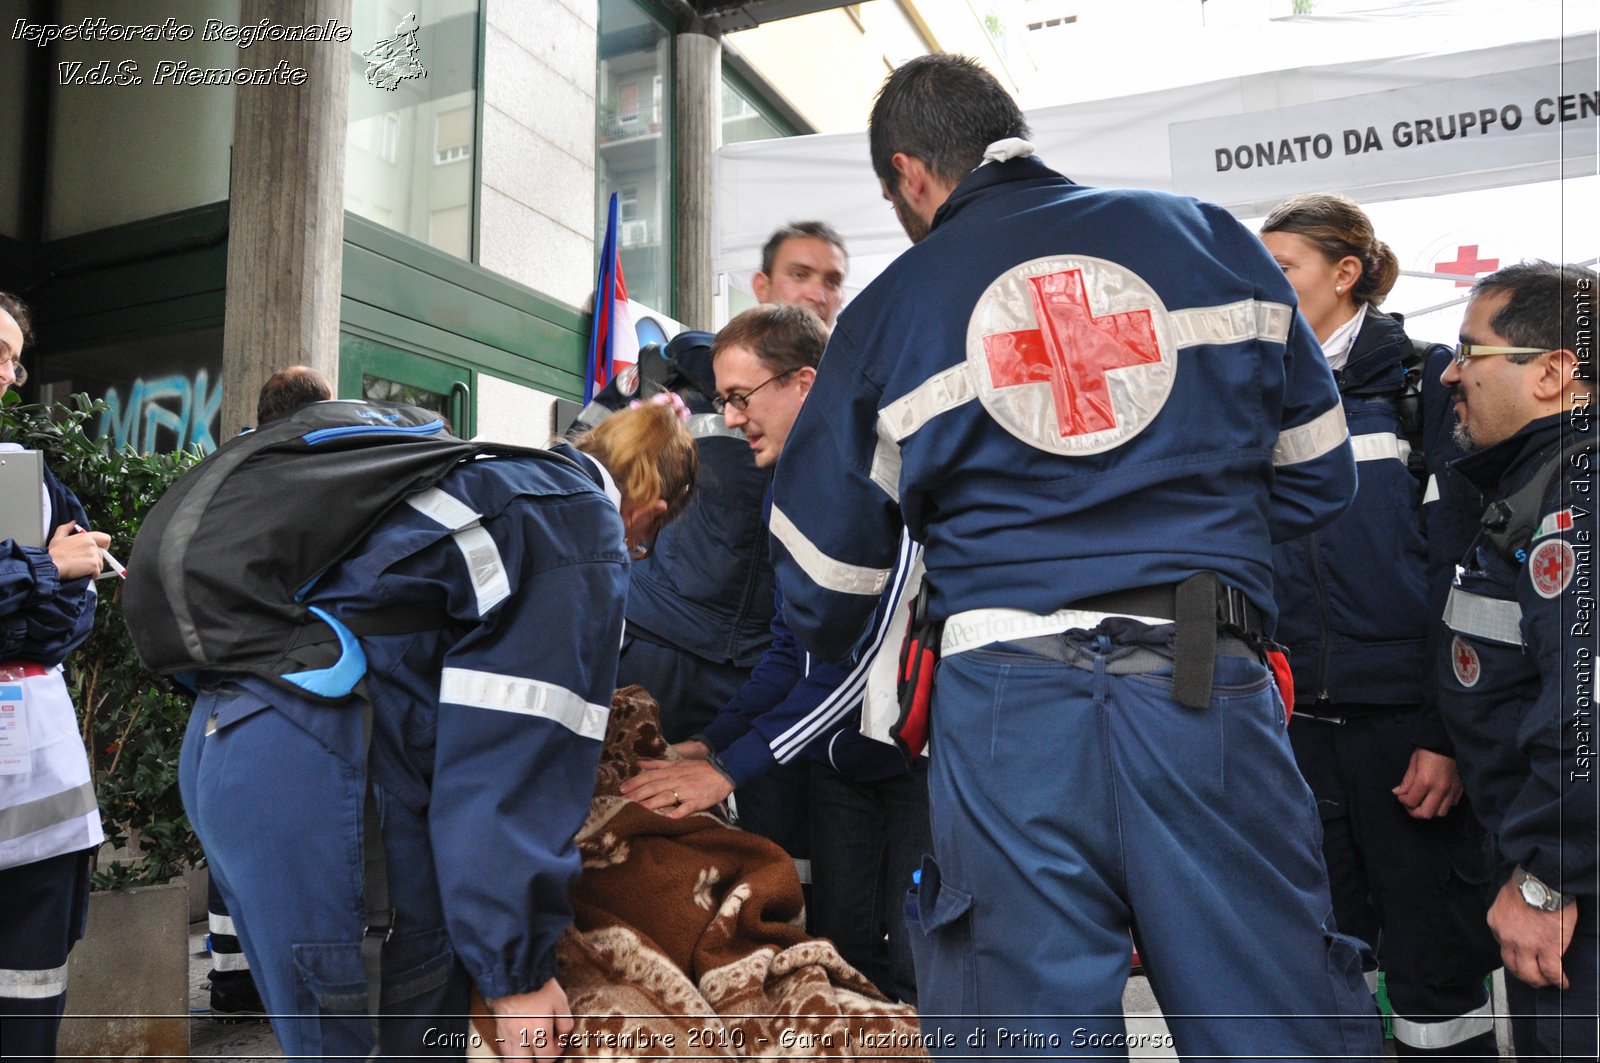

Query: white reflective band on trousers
[[0, 961, 69, 999], [1443, 586, 1525, 646], [941, 607, 1170, 656], [0, 665, 104, 872], [1390, 999, 1496, 1049]]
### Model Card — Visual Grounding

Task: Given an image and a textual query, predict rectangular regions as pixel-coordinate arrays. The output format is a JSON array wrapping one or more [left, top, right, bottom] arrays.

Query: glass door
[[339, 335, 474, 438]]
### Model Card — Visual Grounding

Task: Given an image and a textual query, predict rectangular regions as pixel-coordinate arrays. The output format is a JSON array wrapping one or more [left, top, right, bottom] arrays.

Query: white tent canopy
[[713, 0, 1598, 302]]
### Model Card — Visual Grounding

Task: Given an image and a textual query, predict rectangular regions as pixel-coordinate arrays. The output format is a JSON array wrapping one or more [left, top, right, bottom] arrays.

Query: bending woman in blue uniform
[[1261, 193, 1500, 1057], [179, 401, 696, 1062]]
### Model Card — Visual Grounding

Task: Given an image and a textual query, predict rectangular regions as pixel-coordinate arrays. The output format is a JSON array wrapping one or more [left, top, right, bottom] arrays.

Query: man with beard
[[1435, 261, 1597, 1062]]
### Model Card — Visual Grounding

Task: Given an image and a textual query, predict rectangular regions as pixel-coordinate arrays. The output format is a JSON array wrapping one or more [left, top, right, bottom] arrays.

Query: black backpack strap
[[1396, 339, 1433, 481], [1481, 439, 1596, 562], [354, 679, 392, 1058]]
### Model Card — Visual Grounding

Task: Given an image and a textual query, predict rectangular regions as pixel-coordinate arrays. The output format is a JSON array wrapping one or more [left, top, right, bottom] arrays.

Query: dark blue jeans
[[809, 759, 931, 1004]]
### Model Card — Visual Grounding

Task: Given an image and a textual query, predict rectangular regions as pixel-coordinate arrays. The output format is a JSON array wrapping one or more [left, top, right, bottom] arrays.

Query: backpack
[[125, 399, 516, 695], [1396, 338, 1437, 482], [123, 398, 582, 1040]]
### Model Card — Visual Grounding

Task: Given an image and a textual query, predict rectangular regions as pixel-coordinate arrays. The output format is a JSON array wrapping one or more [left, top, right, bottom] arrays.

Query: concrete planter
[[58, 880, 190, 1062]]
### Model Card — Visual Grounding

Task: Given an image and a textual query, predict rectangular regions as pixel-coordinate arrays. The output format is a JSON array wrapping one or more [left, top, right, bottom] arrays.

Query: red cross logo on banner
[[1528, 539, 1575, 599], [983, 269, 1162, 437], [1451, 636, 1481, 688], [1436, 245, 1499, 289]]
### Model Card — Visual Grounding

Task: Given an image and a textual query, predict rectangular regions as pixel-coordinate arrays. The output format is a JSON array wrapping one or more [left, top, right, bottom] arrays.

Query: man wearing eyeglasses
[[622, 303, 932, 1003], [1435, 261, 1596, 1062]]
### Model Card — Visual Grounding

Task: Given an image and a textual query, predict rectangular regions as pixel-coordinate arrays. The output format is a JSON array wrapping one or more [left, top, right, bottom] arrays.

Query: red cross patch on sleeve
[[1527, 538, 1576, 599]]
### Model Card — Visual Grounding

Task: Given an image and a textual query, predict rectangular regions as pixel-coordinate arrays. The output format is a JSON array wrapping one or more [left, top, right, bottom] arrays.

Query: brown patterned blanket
[[474, 686, 927, 1060]]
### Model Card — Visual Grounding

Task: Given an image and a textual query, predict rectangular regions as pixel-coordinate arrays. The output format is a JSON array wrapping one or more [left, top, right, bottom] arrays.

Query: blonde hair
[[572, 401, 698, 522]]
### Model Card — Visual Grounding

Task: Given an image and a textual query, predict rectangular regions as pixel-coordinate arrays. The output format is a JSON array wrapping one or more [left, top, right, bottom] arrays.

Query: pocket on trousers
[[291, 927, 457, 1013], [905, 854, 977, 1014]]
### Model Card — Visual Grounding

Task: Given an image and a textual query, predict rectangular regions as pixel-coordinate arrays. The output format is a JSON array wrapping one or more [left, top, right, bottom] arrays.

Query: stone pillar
[[674, 25, 721, 329], [221, 0, 351, 436]]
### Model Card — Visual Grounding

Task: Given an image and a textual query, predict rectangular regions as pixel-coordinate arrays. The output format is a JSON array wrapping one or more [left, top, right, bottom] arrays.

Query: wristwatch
[[1516, 866, 1575, 912]]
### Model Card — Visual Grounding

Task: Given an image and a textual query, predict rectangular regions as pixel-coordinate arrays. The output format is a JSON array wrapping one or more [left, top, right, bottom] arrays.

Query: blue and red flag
[[585, 192, 639, 404]]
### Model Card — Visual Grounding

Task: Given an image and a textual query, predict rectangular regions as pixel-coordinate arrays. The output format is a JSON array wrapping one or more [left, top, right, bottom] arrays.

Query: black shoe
[[207, 976, 267, 1022]]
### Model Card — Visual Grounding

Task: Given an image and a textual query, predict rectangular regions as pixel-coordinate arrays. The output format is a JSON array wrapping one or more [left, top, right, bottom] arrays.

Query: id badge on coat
[[0, 676, 33, 775]]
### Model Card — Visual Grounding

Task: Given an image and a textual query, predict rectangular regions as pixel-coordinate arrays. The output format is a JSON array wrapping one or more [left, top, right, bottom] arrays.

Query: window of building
[[434, 107, 473, 165], [345, 0, 480, 260], [597, 0, 674, 312], [721, 77, 786, 146]]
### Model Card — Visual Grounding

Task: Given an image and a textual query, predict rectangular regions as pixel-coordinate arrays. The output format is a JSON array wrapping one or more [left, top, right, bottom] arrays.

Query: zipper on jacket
[[1306, 531, 1334, 703]]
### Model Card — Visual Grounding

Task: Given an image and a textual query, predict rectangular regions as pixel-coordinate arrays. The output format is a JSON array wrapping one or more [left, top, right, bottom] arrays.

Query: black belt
[[1072, 573, 1266, 709], [1070, 577, 1266, 639]]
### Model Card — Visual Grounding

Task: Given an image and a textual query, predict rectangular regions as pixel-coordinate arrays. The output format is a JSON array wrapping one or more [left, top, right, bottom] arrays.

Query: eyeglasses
[[713, 369, 795, 414], [629, 540, 655, 561], [1, 355, 24, 386], [1452, 344, 1555, 368]]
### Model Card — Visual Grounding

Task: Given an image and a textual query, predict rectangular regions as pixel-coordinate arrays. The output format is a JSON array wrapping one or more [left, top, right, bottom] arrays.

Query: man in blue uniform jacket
[[1436, 261, 1598, 1062], [179, 444, 629, 1061], [768, 55, 1378, 1058]]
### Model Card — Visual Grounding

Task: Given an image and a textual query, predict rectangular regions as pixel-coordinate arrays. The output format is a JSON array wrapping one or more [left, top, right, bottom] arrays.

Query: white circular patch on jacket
[[966, 255, 1176, 455], [1528, 538, 1575, 599], [1450, 635, 1481, 688]]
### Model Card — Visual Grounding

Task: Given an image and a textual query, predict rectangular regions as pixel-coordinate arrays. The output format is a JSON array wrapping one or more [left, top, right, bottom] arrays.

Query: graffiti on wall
[[98, 369, 223, 455]]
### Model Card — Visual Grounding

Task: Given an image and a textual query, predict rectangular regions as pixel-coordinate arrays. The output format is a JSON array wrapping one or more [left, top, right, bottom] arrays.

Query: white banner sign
[[1171, 60, 1598, 211]]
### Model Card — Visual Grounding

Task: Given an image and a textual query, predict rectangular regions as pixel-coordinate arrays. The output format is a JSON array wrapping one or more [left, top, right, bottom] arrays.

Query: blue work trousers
[[0, 848, 91, 1063], [179, 690, 471, 1061], [909, 636, 1382, 1061], [1290, 711, 1499, 1055], [809, 759, 931, 1004], [1505, 899, 1598, 1063]]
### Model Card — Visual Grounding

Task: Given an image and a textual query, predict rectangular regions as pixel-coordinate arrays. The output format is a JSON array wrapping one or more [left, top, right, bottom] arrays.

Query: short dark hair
[[1260, 193, 1401, 307], [257, 365, 333, 424], [0, 291, 35, 353], [711, 304, 828, 375], [759, 221, 848, 278], [869, 54, 1030, 191], [1473, 261, 1597, 381]]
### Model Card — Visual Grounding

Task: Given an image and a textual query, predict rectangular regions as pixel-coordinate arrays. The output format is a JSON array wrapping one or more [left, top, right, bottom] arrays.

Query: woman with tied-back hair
[[1260, 192, 1500, 1058]]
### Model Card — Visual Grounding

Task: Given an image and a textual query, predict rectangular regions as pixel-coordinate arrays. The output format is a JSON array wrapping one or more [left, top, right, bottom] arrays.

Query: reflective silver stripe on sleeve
[[211, 952, 251, 972], [1424, 474, 1441, 504], [0, 962, 69, 1000], [686, 413, 744, 441], [0, 781, 98, 844], [439, 668, 609, 741], [405, 486, 481, 531], [877, 363, 978, 445], [1390, 1001, 1495, 1050], [769, 505, 892, 597], [1169, 299, 1293, 348], [1349, 431, 1408, 464], [869, 419, 902, 502], [450, 526, 511, 616], [1443, 587, 1524, 646], [208, 912, 237, 936], [1273, 404, 1349, 466]]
